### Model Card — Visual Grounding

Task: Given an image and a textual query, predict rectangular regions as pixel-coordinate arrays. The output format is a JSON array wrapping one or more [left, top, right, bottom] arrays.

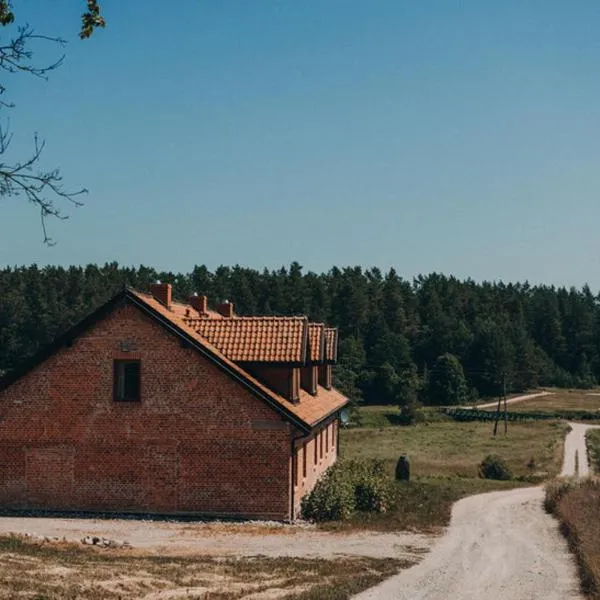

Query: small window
[[326, 426, 329, 453], [319, 431, 323, 460], [314, 437, 318, 464], [114, 360, 141, 402]]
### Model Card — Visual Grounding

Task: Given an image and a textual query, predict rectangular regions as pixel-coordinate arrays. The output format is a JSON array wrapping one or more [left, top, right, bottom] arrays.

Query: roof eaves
[[309, 397, 350, 428]]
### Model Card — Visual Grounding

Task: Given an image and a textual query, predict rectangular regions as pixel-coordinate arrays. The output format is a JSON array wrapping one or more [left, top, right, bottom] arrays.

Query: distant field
[[504, 389, 600, 413], [340, 420, 566, 480]]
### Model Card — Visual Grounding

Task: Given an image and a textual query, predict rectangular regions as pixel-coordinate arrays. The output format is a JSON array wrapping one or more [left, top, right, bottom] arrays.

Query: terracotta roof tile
[[295, 386, 349, 425], [192, 317, 308, 363], [308, 323, 325, 363], [324, 328, 338, 363]]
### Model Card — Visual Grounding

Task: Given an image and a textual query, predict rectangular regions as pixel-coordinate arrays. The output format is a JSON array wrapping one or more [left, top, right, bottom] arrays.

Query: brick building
[[0, 283, 349, 520]]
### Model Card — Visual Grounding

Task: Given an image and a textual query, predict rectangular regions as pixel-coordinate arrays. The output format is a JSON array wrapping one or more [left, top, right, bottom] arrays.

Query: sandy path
[[474, 390, 552, 410], [353, 486, 582, 600], [560, 422, 600, 477], [0, 516, 434, 559]]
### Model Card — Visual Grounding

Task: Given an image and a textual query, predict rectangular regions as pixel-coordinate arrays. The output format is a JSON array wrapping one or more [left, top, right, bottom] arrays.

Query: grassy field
[[333, 417, 567, 532], [502, 389, 600, 412], [341, 420, 567, 479], [0, 535, 409, 600]]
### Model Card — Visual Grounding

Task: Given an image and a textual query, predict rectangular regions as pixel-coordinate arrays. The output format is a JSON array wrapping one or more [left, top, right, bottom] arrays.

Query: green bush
[[301, 459, 392, 522], [478, 454, 512, 480]]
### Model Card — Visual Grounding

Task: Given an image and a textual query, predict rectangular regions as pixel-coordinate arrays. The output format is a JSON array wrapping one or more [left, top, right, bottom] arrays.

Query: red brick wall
[[0, 303, 293, 520], [292, 419, 338, 517]]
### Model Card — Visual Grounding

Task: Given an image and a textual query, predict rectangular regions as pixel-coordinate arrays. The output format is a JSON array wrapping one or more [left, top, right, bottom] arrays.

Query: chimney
[[216, 300, 234, 318], [150, 281, 172, 309], [189, 293, 208, 315]]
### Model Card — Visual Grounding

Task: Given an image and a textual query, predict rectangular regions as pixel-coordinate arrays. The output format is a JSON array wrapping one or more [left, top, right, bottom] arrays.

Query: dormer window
[[113, 360, 141, 402]]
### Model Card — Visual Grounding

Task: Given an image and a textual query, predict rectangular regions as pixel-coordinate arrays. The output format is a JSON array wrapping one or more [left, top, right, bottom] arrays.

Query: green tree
[[426, 353, 468, 406]]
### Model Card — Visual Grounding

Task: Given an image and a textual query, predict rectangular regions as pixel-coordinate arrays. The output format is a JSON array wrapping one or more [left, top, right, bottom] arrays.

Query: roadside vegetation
[[0, 534, 410, 600], [588, 428, 600, 471], [545, 479, 600, 599]]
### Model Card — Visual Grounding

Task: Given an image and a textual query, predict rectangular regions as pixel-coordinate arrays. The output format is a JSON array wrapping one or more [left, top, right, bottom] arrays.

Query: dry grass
[[545, 479, 600, 599], [0, 534, 409, 600], [506, 389, 600, 412]]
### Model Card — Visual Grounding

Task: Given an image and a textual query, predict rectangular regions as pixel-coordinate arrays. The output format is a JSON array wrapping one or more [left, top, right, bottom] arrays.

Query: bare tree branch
[[0, 1, 104, 243]]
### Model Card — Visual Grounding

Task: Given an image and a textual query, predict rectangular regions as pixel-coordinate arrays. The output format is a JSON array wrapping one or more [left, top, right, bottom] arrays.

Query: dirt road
[[561, 422, 600, 477], [354, 421, 598, 600]]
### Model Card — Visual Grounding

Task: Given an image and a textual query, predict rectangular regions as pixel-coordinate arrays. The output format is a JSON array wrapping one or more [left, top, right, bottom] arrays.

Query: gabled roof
[[308, 323, 325, 363], [0, 288, 348, 433], [324, 328, 338, 363], [187, 316, 308, 363]]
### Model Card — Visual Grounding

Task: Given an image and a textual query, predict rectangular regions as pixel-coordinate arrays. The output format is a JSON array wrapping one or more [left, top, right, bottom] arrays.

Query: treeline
[[1, 262, 599, 405]]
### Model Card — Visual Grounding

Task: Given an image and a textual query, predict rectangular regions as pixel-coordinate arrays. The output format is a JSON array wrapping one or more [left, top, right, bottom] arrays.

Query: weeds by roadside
[[545, 478, 600, 599]]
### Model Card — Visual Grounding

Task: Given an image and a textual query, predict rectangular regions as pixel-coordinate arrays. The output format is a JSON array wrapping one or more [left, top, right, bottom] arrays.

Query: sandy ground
[[561, 422, 600, 477], [353, 419, 595, 600], [474, 390, 552, 410], [0, 515, 434, 560]]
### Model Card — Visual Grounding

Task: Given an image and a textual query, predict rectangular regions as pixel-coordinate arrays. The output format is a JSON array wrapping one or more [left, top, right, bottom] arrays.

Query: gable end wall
[[0, 303, 292, 520]]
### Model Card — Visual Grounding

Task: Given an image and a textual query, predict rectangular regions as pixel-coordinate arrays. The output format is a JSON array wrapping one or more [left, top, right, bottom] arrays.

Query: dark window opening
[[114, 360, 141, 402]]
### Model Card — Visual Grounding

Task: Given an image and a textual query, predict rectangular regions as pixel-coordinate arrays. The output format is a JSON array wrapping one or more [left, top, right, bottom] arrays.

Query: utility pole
[[493, 373, 502, 437], [503, 373, 508, 434], [493, 373, 508, 437]]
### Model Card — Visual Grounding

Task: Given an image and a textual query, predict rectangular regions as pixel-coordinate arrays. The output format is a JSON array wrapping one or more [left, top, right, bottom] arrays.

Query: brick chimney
[[189, 293, 208, 315], [216, 300, 234, 318], [150, 282, 172, 309]]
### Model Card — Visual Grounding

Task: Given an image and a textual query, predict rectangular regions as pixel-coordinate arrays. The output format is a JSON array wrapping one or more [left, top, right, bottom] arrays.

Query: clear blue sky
[[1, 1, 600, 287]]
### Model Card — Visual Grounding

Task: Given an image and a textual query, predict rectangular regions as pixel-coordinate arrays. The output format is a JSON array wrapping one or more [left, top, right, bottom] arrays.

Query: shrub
[[478, 454, 512, 480], [397, 402, 421, 425], [301, 459, 392, 522]]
